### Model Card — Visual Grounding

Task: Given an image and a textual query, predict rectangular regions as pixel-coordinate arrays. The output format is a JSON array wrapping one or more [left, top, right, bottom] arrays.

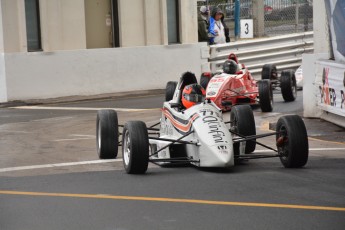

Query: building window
[[25, 0, 42, 51], [166, 0, 180, 44], [111, 0, 120, 47]]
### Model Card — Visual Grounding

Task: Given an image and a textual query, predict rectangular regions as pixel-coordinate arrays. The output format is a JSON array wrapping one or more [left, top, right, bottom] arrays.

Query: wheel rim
[[97, 119, 101, 150], [278, 126, 289, 161], [123, 130, 131, 166]]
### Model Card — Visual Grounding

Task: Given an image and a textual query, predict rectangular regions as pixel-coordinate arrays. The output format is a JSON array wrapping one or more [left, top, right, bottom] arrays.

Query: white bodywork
[[295, 66, 303, 89], [149, 80, 235, 168]]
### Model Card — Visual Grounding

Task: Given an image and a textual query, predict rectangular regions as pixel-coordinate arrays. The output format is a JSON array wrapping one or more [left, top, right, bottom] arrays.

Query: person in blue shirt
[[208, 7, 230, 45]]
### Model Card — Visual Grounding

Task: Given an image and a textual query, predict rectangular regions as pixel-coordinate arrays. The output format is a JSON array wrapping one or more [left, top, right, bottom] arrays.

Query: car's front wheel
[[122, 121, 149, 174], [230, 105, 256, 155], [276, 115, 308, 168]]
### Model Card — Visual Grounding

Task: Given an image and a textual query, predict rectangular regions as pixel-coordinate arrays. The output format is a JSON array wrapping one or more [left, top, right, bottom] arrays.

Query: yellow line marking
[[1, 190, 344, 212]]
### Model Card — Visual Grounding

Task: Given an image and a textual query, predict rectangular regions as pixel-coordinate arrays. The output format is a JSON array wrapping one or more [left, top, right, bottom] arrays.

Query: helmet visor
[[184, 93, 205, 103]]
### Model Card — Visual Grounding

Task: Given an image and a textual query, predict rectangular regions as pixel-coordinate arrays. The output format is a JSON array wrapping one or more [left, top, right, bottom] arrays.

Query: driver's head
[[182, 84, 206, 109], [223, 59, 238, 74]]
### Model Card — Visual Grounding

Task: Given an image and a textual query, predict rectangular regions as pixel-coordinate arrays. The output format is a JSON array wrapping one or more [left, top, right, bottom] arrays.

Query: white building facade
[[0, 0, 209, 103]]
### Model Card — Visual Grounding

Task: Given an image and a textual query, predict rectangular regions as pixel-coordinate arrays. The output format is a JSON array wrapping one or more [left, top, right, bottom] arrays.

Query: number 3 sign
[[240, 19, 253, 38]]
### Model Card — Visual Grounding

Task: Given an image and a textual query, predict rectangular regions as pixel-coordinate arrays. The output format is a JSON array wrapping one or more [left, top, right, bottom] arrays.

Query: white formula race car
[[96, 72, 309, 174]]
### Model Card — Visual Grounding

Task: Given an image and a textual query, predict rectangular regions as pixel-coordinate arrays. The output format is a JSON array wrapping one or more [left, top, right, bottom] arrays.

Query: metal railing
[[209, 31, 313, 78]]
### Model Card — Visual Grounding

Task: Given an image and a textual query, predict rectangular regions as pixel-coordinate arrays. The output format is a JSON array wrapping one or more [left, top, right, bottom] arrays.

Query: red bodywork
[[205, 53, 259, 111]]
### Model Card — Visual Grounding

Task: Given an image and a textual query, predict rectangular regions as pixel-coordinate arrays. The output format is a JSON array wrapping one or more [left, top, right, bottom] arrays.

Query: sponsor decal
[[317, 65, 345, 116], [202, 116, 227, 144], [217, 145, 229, 155], [217, 145, 227, 150], [319, 68, 343, 108], [207, 91, 216, 96]]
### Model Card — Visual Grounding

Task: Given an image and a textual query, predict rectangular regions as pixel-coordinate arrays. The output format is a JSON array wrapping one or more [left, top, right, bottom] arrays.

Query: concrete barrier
[[0, 43, 209, 103]]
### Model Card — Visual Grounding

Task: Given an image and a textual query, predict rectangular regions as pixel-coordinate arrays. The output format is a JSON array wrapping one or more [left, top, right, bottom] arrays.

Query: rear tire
[[280, 70, 297, 102], [276, 115, 308, 168], [122, 121, 149, 174], [200, 73, 211, 89], [96, 110, 119, 159], [261, 64, 278, 80], [165, 81, 177, 101], [230, 105, 256, 155], [258, 80, 273, 112]]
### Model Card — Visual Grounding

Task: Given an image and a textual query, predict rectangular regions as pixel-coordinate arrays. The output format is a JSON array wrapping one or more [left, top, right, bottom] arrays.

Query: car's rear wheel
[[96, 110, 119, 159], [280, 70, 297, 102], [165, 81, 177, 101], [122, 121, 149, 174], [258, 80, 273, 112], [200, 73, 212, 89], [276, 115, 308, 168], [230, 105, 256, 155], [261, 64, 278, 80]]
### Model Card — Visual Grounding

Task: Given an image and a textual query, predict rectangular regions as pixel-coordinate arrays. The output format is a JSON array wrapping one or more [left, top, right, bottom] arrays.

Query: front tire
[[96, 110, 119, 159], [280, 70, 297, 102], [258, 80, 273, 112], [230, 105, 256, 155], [276, 115, 308, 168], [122, 121, 149, 174]]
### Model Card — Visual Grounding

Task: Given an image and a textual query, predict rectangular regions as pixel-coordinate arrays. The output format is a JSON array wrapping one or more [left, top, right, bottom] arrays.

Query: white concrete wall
[[303, 53, 327, 118], [303, 0, 345, 128], [313, 0, 329, 55], [4, 43, 208, 101], [0, 53, 7, 103]]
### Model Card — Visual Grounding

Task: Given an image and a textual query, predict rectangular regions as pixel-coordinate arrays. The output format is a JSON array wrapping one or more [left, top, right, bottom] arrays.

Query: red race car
[[200, 53, 297, 112]]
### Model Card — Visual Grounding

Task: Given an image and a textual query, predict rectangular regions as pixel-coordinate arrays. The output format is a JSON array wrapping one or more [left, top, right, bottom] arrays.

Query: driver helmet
[[223, 59, 238, 74], [182, 84, 206, 109]]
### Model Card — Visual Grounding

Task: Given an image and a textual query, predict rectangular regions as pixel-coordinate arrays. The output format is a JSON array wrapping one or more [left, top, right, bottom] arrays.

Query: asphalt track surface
[[1, 92, 345, 230]]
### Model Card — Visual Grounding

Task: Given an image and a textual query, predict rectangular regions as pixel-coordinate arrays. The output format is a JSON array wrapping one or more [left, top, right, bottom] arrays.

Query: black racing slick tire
[[261, 64, 278, 80], [230, 105, 256, 155], [165, 81, 177, 101], [258, 80, 273, 112], [122, 121, 149, 174], [200, 73, 211, 89], [280, 70, 297, 102], [276, 115, 309, 168], [96, 110, 119, 159]]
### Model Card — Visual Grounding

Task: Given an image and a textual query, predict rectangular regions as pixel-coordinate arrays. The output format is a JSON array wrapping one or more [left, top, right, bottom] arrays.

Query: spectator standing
[[209, 7, 230, 45], [198, 6, 209, 42]]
